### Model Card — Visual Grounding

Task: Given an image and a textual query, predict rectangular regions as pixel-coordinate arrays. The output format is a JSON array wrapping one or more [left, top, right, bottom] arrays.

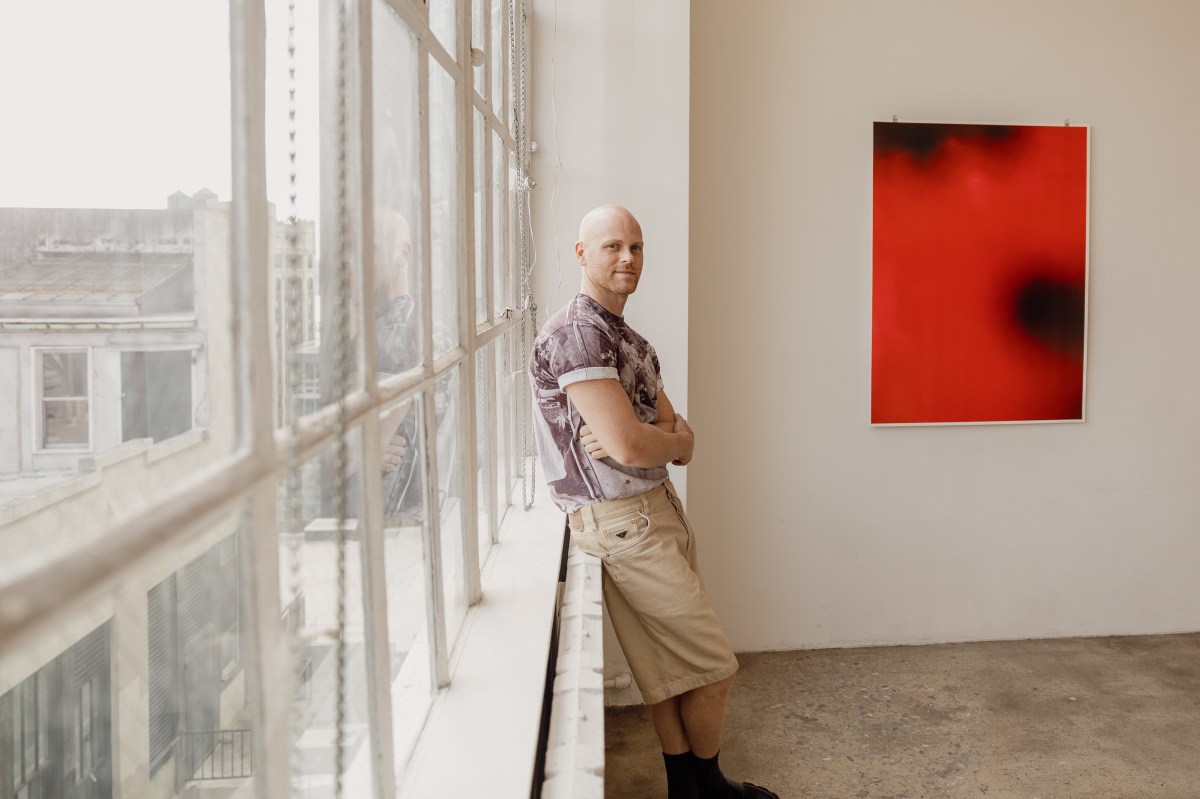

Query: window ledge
[[398, 472, 566, 798]]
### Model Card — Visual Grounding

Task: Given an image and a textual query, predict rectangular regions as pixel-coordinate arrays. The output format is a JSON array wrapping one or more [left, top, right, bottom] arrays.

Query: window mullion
[[457, 0, 483, 606], [229, 1, 290, 797], [417, 40, 450, 689], [348, 1, 399, 796], [379, 0, 429, 37]]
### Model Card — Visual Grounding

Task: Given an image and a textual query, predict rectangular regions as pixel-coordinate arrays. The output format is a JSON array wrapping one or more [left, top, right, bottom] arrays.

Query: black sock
[[691, 751, 734, 799], [691, 751, 779, 799], [663, 751, 698, 799]]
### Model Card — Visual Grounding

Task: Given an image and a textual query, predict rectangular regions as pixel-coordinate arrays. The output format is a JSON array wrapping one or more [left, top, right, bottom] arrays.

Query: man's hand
[[579, 425, 609, 460], [671, 413, 694, 466], [382, 433, 408, 473], [379, 398, 414, 473]]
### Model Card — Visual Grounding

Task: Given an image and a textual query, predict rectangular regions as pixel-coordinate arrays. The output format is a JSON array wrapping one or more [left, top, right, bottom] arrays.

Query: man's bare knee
[[692, 674, 735, 700]]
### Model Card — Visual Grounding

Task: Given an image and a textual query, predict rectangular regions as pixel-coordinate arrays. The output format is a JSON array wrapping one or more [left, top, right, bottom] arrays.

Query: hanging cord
[[283, 2, 307, 796], [332, 0, 351, 795], [510, 0, 537, 510]]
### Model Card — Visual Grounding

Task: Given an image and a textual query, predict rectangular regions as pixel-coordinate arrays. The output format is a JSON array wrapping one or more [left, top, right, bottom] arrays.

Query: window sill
[[398, 472, 566, 798]]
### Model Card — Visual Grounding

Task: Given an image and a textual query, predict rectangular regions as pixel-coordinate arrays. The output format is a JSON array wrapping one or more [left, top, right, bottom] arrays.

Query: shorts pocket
[[596, 512, 654, 559]]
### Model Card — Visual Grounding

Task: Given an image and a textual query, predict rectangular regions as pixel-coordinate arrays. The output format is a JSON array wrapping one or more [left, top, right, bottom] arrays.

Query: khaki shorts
[[568, 480, 739, 704]]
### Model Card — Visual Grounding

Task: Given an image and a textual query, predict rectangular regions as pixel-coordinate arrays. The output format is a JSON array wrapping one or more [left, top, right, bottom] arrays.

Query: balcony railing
[[179, 729, 253, 781]]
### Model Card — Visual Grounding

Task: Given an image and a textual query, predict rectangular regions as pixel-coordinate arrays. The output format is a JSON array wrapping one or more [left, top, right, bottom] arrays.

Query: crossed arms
[[564, 379, 694, 469]]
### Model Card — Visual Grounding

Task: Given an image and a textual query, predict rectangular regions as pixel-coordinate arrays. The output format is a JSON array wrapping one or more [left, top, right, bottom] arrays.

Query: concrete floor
[[604, 633, 1200, 799]]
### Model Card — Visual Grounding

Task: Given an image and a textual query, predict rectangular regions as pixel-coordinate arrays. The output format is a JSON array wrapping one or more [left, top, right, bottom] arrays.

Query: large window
[[0, 0, 531, 796]]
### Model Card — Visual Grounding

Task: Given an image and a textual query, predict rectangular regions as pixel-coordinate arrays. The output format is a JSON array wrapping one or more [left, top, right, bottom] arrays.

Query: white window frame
[[31, 346, 93, 454], [0, 0, 533, 797]]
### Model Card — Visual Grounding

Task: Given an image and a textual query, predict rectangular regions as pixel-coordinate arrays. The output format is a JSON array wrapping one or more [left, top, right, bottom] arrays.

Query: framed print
[[871, 121, 1090, 425]]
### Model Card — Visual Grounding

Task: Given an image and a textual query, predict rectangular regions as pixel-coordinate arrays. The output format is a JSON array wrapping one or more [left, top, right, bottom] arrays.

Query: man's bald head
[[574, 204, 645, 315], [578, 204, 642, 246]]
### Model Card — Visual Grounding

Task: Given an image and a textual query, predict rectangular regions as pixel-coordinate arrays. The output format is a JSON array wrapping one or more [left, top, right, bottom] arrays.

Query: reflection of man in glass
[[320, 206, 422, 521], [373, 208, 422, 519]]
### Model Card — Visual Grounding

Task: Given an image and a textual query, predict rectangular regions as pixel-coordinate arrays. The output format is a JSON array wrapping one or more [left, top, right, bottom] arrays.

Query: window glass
[[491, 0, 507, 116], [493, 132, 509, 318], [435, 369, 468, 645], [430, 61, 461, 356], [471, 0, 487, 98], [121, 351, 193, 443], [39, 350, 89, 449], [428, 0, 456, 56], [373, 1, 424, 384], [276, 428, 377, 795], [266, 0, 352, 429], [474, 110, 489, 325], [0, 0, 235, 530], [475, 348, 494, 558], [495, 329, 513, 525], [378, 394, 433, 774]]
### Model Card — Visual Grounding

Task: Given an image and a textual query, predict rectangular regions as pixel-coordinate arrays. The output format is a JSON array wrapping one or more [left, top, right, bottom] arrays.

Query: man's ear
[[574, 240, 587, 265]]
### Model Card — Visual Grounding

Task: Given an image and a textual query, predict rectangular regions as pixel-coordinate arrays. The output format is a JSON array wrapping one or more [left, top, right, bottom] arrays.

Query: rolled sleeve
[[559, 365, 620, 389], [536, 322, 619, 392]]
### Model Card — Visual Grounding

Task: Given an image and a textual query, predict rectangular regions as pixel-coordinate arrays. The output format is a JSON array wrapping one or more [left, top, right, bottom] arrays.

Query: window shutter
[[147, 578, 178, 770]]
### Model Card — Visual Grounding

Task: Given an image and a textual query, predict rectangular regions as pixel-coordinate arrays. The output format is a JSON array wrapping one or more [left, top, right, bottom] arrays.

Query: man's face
[[577, 210, 644, 298]]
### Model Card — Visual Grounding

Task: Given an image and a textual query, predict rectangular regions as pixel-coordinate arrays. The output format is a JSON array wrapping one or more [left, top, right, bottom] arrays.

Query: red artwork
[[871, 121, 1090, 424]]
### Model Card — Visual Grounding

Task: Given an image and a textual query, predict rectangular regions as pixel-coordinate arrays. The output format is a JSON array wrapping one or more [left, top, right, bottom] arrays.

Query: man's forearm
[[619, 422, 692, 469]]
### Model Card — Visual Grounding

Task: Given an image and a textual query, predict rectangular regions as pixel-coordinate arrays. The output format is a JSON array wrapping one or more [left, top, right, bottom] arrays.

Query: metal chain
[[283, 3, 307, 796], [510, 0, 537, 510], [332, 0, 351, 795]]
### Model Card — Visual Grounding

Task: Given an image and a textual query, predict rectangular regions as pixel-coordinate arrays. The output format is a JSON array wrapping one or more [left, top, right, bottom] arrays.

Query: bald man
[[529, 206, 777, 799]]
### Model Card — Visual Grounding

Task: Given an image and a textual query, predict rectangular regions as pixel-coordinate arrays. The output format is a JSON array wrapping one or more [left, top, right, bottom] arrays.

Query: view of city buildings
[[0, 192, 319, 799]]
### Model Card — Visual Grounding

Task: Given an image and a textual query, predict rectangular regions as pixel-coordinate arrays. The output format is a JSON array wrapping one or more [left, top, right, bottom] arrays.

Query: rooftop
[[0, 251, 193, 318]]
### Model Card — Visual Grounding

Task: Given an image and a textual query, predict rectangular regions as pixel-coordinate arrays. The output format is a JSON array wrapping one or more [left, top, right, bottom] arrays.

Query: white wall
[[690, 0, 1200, 652], [529, 0, 690, 700]]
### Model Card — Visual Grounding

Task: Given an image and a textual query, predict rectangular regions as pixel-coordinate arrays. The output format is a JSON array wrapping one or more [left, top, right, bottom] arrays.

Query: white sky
[[0, 0, 321, 221]]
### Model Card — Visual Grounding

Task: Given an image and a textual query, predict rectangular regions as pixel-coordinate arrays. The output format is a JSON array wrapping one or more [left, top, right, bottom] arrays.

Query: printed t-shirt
[[529, 293, 668, 513]]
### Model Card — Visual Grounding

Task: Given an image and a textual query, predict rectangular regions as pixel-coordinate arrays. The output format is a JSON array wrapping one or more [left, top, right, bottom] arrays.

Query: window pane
[[430, 61, 461, 356], [0, 0, 234, 527], [42, 400, 89, 448], [492, 131, 508, 318], [121, 351, 193, 443], [495, 329, 513, 524], [435, 369, 468, 646], [475, 348, 494, 559], [41, 352, 87, 398], [373, 1, 425, 381], [471, 0, 486, 98], [474, 110, 488, 325], [265, 0, 350, 429], [378, 395, 433, 774], [276, 429, 377, 796], [429, 0, 456, 56], [491, 0, 506, 116]]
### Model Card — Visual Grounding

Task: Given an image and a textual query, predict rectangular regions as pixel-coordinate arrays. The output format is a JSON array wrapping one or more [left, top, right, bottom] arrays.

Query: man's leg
[[649, 696, 699, 799], [649, 695, 691, 755], [669, 675, 779, 799], [678, 674, 734, 758]]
